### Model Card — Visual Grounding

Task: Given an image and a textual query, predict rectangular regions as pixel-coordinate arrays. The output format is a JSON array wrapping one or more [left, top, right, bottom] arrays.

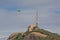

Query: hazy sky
[[0, 0, 60, 38]]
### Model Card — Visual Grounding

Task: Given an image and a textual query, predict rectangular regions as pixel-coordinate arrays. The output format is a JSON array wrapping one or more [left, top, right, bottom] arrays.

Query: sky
[[0, 0, 60, 38]]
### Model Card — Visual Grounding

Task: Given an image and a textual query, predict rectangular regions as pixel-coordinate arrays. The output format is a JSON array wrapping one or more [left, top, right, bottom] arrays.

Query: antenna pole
[[36, 9, 38, 27]]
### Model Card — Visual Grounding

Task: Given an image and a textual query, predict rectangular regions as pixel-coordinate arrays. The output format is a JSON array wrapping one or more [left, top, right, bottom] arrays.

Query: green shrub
[[14, 28, 60, 40]]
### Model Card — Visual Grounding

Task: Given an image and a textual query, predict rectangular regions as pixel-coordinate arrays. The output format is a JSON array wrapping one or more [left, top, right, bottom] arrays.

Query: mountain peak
[[8, 25, 60, 40]]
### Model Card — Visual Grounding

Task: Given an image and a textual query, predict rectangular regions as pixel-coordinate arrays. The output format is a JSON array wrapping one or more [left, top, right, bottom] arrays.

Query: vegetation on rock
[[8, 26, 60, 40]]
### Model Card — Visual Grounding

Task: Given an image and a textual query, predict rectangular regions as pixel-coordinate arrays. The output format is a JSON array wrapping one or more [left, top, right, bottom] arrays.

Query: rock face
[[28, 24, 38, 32], [8, 33, 17, 40], [8, 24, 47, 40], [24, 32, 47, 40], [24, 34, 40, 40], [8, 33, 22, 40], [24, 24, 47, 40], [31, 32, 47, 37], [8, 24, 60, 40]]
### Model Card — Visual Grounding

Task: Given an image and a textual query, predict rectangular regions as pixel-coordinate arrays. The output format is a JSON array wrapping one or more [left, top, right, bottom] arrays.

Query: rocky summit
[[8, 24, 60, 40]]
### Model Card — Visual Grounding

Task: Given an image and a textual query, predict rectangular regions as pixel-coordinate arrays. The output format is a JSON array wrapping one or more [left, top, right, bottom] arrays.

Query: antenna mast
[[36, 9, 38, 27]]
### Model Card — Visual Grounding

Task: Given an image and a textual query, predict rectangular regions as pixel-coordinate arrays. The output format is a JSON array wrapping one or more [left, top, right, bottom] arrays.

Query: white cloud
[[0, 35, 8, 39]]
